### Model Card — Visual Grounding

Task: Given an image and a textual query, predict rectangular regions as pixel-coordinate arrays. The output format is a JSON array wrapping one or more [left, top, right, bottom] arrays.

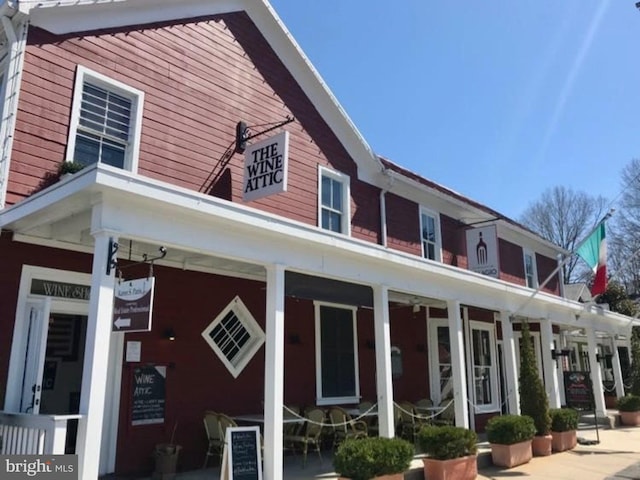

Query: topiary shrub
[[549, 408, 579, 432], [486, 415, 535, 445], [617, 395, 640, 412], [518, 321, 551, 436], [333, 437, 414, 480], [417, 425, 477, 460]]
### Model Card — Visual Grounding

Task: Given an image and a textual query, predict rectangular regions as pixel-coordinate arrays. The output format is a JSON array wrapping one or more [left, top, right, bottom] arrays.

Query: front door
[[20, 299, 51, 413]]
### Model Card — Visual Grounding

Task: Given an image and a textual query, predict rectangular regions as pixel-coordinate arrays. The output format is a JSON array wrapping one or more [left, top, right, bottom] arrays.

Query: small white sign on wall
[[243, 131, 289, 202], [126, 341, 141, 362]]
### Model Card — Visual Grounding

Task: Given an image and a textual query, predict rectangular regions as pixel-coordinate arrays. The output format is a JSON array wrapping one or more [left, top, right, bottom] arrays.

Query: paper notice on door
[[126, 341, 141, 362]]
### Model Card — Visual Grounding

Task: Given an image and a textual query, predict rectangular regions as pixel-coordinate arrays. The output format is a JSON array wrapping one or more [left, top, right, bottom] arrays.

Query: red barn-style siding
[[10, 13, 382, 242]]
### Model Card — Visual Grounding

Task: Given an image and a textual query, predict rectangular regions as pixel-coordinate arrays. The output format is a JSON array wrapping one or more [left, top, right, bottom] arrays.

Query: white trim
[[314, 301, 360, 405], [4, 265, 120, 474], [317, 165, 351, 236], [66, 65, 144, 172], [419, 207, 442, 262], [200, 295, 265, 379], [468, 320, 500, 414], [427, 316, 450, 405], [523, 248, 538, 289]]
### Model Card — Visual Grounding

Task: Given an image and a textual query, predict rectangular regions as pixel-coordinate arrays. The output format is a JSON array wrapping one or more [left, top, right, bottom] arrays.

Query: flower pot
[[551, 430, 576, 452], [423, 455, 478, 480], [620, 411, 640, 426], [152, 444, 182, 480], [605, 395, 618, 409], [531, 434, 552, 456], [490, 440, 532, 468]]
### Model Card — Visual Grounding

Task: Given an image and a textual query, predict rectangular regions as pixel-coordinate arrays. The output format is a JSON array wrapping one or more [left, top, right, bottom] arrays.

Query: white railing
[[0, 412, 83, 454]]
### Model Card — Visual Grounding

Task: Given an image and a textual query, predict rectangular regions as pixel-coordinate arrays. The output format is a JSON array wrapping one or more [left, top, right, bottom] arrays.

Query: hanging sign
[[131, 365, 166, 425], [243, 131, 289, 202], [465, 225, 500, 278], [221, 426, 262, 480], [113, 277, 155, 332]]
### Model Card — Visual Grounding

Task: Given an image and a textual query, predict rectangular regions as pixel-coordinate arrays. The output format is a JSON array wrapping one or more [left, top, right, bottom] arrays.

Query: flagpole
[[510, 209, 614, 319]]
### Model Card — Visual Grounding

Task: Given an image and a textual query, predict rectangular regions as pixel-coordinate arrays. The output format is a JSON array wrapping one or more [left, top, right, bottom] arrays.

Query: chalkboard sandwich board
[[221, 426, 262, 480]]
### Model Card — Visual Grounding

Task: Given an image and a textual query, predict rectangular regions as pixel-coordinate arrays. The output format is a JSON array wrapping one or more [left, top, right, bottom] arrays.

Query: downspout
[[0, 13, 27, 209], [380, 189, 387, 247]]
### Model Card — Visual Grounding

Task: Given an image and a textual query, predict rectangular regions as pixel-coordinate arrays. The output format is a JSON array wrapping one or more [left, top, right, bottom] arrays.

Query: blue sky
[[269, 0, 640, 220]]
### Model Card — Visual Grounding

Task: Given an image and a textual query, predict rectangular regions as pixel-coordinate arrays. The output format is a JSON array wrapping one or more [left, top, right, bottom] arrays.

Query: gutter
[[0, 10, 27, 209]]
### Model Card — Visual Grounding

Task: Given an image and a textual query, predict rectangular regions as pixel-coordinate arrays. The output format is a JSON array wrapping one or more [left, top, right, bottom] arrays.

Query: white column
[[611, 336, 625, 400], [447, 300, 469, 428], [373, 285, 394, 437], [585, 325, 606, 417], [540, 320, 561, 408], [263, 264, 285, 480], [77, 231, 117, 480], [500, 312, 520, 415]]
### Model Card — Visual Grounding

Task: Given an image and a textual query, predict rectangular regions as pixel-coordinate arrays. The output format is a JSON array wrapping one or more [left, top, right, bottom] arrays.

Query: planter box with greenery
[[518, 321, 552, 456], [617, 394, 640, 426], [417, 425, 478, 480], [549, 408, 578, 452], [58, 161, 87, 179], [486, 415, 535, 468], [333, 437, 414, 480]]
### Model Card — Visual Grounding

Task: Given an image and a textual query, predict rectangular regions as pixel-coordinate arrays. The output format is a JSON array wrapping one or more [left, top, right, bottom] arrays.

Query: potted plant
[[57, 160, 86, 179], [518, 321, 552, 456], [549, 408, 578, 452], [485, 415, 535, 468], [617, 394, 640, 426], [333, 437, 414, 480], [153, 422, 181, 478], [417, 425, 478, 480]]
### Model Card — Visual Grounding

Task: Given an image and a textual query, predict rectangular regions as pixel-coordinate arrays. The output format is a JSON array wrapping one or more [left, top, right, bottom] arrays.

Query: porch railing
[[0, 412, 83, 454]]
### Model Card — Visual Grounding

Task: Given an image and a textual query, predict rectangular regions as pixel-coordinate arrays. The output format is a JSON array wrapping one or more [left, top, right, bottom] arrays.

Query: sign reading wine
[[243, 131, 289, 202]]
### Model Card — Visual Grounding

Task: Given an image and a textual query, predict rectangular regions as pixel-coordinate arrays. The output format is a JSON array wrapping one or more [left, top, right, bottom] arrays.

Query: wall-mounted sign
[[243, 131, 289, 202], [131, 365, 166, 425], [465, 225, 500, 278], [31, 279, 90, 300], [113, 277, 155, 333]]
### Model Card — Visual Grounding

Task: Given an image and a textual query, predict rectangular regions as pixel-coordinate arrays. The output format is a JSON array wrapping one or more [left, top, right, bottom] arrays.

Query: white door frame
[[4, 265, 122, 472]]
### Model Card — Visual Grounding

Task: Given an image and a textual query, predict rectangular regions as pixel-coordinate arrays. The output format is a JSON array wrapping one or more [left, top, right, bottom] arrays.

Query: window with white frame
[[318, 166, 350, 234], [315, 302, 359, 405], [420, 208, 441, 261], [428, 318, 452, 404], [523, 249, 538, 289], [201, 296, 265, 379], [66, 66, 144, 171], [469, 322, 499, 412]]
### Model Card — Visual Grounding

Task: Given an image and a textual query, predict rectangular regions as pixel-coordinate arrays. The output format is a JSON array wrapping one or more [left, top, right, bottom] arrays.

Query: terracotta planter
[[339, 475, 403, 480], [423, 455, 478, 480], [551, 430, 577, 452], [531, 434, 552, 456], [620, 411, 640, 426], [490, 440, 532, 468], [605, 395, 618, 409]]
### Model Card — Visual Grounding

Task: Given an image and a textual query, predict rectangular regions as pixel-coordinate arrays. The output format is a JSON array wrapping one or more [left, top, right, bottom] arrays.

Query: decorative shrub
[[617, 395, 640, 412], [417, 425, 477, 460], [485, 415, 535, 445], [518, 321, 551, 436], [549, 408, 579, 432], [333, 437, 414, 480], [58, 161, 86, 175]]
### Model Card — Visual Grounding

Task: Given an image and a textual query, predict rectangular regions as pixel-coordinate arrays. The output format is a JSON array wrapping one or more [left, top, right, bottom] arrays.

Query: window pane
[[474, 366, 492, 404], [321, 176, 332, 207], [472, 330, 491, 366], [332, 179, 342, 211], [101, 142, 126, 168], [320, 306, 356, 398], [74, 134, 100, 166]]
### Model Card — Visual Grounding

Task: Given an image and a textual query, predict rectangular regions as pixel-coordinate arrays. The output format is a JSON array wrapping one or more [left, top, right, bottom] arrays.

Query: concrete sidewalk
[[477, 426, 640, 480]]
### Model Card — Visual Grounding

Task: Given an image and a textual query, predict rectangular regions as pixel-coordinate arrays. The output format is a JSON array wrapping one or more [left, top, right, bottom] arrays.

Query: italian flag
[[576, 222, 607, 296]]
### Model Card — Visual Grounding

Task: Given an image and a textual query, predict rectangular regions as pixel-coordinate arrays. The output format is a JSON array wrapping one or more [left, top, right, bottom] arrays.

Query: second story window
[[66, 66, 144, 171], [318, 166, 350, 234], [523, 249, 538, 288], [420, 208, 441, 261]]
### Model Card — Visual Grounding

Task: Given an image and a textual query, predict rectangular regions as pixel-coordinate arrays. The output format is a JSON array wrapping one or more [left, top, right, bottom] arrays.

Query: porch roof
[[1, 163, 637, 334]]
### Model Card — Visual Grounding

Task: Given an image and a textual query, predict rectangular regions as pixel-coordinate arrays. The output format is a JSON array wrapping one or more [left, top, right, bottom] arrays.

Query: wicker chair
[[283, 407, 325, 467], [202, 411, 223, 468], [328, 406, 367, 449]]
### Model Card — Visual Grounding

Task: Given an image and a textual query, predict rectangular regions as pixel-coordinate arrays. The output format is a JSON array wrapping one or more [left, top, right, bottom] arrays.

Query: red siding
[[537, 254, 560, 295], [10, 13, 380, 243], [498, 238, 525, 286], [385, 193, 421, 255], [441, 214, 468, 268]]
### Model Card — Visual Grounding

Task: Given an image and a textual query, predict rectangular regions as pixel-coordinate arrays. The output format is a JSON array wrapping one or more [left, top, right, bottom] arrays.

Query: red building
[[0, 1, 633, 479]]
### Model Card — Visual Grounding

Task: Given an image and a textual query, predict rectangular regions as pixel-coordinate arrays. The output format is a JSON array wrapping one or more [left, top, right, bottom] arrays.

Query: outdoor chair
[[202, 411, 223, 468], [328, 406, 367, 449], [433, 398, 455, 426], [283, 407, 325, 467], [358, 400, 378, 436], [397, 401, 422, 443]]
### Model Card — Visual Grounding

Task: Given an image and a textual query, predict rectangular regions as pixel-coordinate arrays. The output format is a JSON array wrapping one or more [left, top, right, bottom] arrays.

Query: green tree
[[596, 280, 638, 317], [630, 330, 640, 396], [519, 321, 551, 435]]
